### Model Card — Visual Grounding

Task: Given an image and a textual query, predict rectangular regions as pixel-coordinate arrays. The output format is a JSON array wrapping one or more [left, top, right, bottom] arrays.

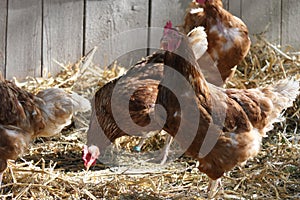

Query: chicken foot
[[153, 135, 174, 165], [133, 131, 174, 165], [207, 178, 222, 198]]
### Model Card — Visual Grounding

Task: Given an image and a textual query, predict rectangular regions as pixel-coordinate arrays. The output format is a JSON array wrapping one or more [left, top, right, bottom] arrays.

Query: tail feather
[[70, 92, 91, 113], [36, 88, 91, 113], [263, 79, 299, 132], [268, 79, 299, 108], [187, 26, 208, 60], [227, 79, 299, 134]]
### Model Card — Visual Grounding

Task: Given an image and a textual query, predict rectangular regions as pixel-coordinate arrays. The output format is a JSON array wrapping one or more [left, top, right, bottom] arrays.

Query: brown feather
[[87, 52, 165, 153]]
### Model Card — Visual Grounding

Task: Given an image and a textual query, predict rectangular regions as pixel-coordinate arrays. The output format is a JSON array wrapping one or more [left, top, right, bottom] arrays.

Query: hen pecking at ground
[[82, 23, 208, 168]]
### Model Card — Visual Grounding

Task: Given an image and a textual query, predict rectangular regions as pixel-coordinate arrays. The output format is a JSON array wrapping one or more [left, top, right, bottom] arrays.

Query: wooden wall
[[0, 0, 299, 80]]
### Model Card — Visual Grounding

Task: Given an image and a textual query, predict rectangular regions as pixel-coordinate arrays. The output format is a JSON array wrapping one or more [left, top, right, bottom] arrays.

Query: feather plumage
[[0, 72, 90, 183], [159, 28, 299, 197]]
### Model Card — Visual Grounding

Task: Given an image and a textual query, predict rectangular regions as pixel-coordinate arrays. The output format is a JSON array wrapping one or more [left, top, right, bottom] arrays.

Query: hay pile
[[0, 38, 299, 199]]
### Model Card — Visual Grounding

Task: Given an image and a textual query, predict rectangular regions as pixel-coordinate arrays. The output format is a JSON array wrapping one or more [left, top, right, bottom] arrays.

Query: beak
[[85, 158, 96, 171], [85, 163, 91, 171], [160, 39, 168, 50]]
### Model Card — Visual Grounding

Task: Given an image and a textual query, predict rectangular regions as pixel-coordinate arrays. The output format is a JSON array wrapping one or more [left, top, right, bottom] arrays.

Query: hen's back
[[0, 73, 45, 132], [91, 52, 165, 143], [35, 88, 91, 137]]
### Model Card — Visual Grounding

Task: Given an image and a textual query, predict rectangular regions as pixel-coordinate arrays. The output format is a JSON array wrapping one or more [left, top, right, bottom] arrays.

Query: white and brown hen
[[132, 21, 208, 163], [183, 0, 251, 86], [0, 72, 90, 184], [157, 24, 299, 197]]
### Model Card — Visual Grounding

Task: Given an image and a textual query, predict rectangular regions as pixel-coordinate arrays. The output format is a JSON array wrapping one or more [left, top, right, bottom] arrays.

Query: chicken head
[[160, 21, 182, 52], [82, 145, 100, 170]]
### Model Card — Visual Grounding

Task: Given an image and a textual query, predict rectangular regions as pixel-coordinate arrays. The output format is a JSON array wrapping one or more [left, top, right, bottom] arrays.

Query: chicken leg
[[133, 131, 174, 165], [157, 135, 173, 165], [207, 178, 222, 198]]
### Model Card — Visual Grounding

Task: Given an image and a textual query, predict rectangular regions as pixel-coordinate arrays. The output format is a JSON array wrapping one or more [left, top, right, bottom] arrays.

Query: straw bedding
[[0, 38, 299, 199]]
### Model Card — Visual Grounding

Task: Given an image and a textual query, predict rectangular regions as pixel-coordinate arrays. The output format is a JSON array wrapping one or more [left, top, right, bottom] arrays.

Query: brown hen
[[83, 52, 165, 169], [82, 23, 210, 168]]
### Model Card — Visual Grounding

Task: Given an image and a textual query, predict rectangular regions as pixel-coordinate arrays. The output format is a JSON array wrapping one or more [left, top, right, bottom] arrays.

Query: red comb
[[164, 21, 172, 30], [196, 0, 206, 4], [164, 21, 173, 34]]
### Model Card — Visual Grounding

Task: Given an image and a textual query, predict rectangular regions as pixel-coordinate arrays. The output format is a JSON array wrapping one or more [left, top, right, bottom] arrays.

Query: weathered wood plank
[[282, 0, 300, 49], [150, 0, 190, 28], [149, 0, 190, 53], [3, 0, 300, 79], [228, 0, 241, 18], [6, 0, 42, 80], [222, 0, 229, 10], [85, 0, 149, 68], [0, 0, 7, 75], [241, 0, 281, 44], [43, 0, 84, 77], [149, 0, 232, 27], [150, 0, 230, 28]]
